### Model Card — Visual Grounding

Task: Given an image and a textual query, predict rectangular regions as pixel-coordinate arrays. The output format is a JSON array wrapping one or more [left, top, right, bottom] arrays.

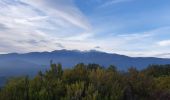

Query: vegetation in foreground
[[0, 63, 170, 100]]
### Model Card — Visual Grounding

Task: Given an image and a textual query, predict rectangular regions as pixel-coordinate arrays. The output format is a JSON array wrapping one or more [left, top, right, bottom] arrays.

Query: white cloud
[[91, 26, 170, 58], [20, 0, 91, 30], [157, 40, 170, 46], [99, 0, 132, 8], [0, 0, 94, 53]]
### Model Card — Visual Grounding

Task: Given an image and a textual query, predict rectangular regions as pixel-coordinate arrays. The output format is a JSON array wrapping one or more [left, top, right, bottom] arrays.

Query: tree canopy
[[0, 64, 170, 100]]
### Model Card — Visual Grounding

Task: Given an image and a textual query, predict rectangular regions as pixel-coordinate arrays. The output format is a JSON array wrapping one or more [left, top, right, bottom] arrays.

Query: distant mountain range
[[0, 49, 170, 77]]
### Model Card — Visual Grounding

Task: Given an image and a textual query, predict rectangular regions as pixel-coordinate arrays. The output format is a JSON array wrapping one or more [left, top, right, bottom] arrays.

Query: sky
[[0, 0, 170, 58]]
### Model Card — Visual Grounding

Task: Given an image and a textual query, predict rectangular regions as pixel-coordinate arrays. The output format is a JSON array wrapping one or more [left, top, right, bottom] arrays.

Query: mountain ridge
[[0, 49, 170, 77]]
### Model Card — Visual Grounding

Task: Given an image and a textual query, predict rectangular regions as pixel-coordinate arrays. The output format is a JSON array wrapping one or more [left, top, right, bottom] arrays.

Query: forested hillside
[[0, 63, 170, 100]]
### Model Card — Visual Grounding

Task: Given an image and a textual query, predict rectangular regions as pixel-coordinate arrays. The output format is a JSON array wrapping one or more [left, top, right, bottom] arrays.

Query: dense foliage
[[0, 63, 170, 100]]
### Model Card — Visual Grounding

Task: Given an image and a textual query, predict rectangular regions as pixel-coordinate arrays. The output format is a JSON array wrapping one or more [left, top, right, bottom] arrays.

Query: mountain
[[0, 49, 170, 77]]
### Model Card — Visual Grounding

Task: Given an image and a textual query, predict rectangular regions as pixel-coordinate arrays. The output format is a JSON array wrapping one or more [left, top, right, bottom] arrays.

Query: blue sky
[[0, 0, 170, 57]]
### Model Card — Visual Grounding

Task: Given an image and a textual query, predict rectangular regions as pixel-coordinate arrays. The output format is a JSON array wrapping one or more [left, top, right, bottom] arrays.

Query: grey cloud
[[56, 43, 65, 48], [17, 39, 40, 45], [154, 53, 170, 57], [94, 46, 101, 49], [0, 23, 9, 31]]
